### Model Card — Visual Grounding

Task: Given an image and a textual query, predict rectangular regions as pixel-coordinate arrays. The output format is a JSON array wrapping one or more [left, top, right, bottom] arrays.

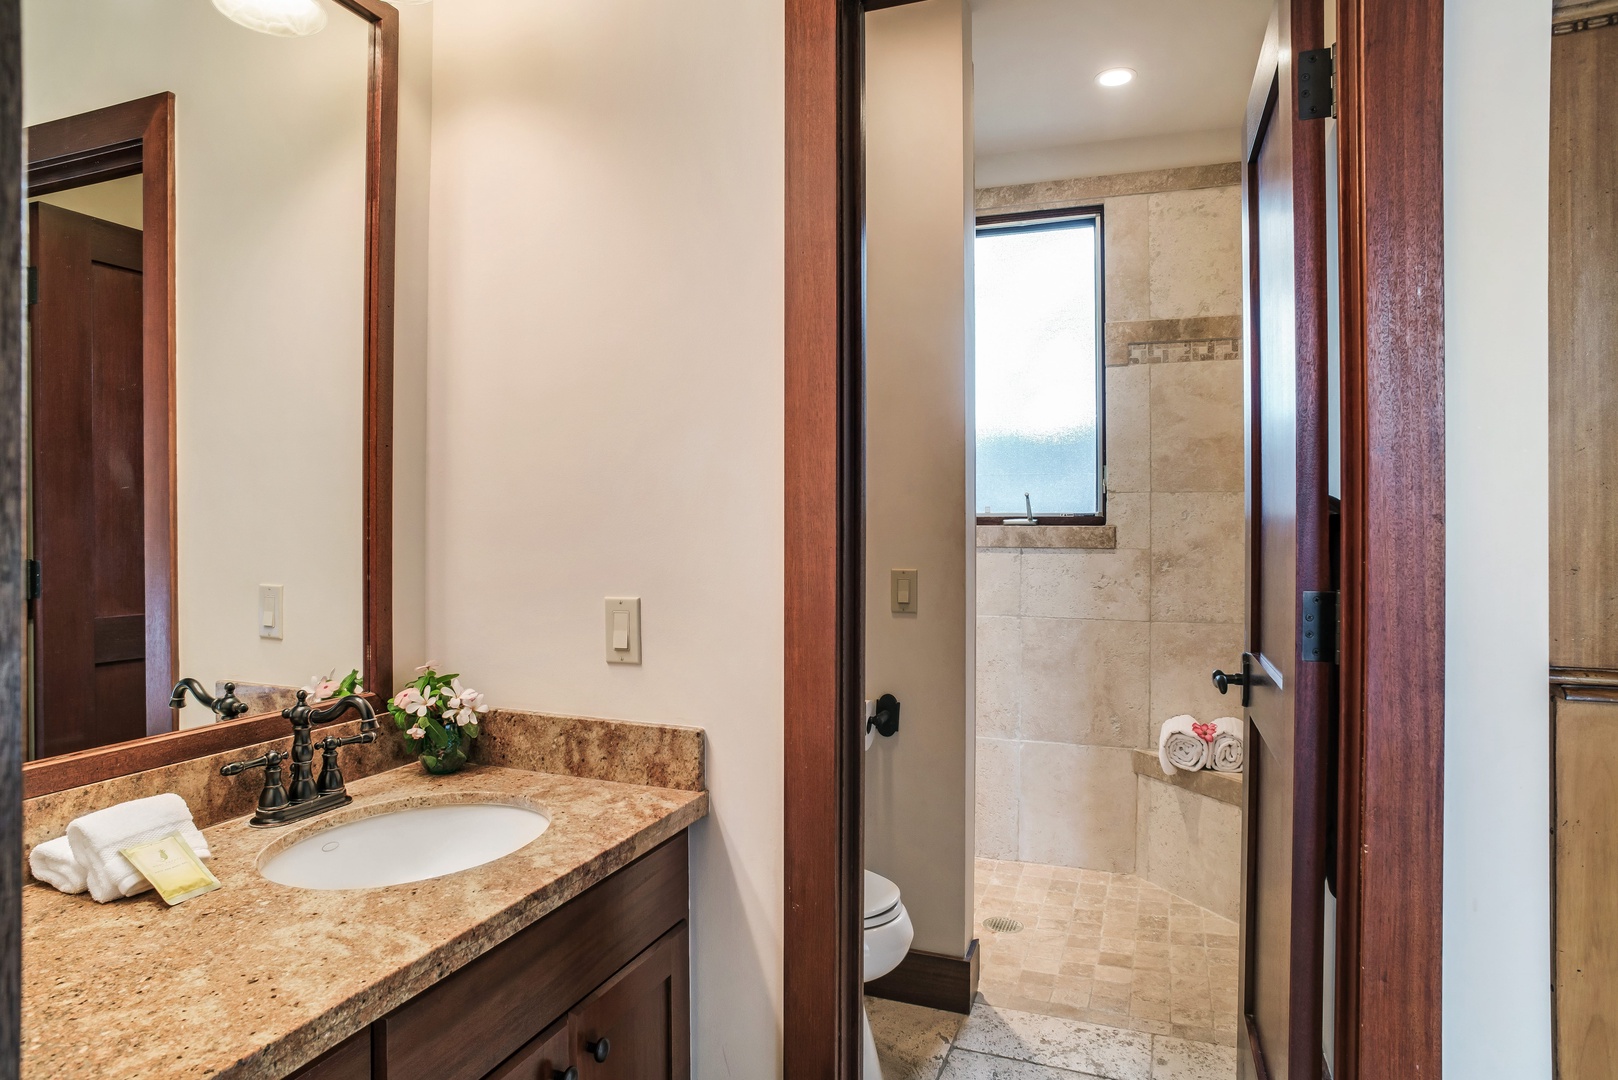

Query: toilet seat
[[863, 870, 903, 929]]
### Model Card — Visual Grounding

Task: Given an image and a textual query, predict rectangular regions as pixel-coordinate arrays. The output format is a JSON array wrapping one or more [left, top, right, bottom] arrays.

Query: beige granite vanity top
[[22, 764, 708, 1080]]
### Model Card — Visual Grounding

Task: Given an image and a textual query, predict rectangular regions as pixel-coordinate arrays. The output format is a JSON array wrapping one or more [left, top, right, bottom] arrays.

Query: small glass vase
[[419, 725, 468, 775]]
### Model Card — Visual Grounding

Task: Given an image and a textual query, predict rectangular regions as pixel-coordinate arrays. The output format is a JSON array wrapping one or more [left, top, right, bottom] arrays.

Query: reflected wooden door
[[1231, 3, 1332, 1077], [29, 201, 149, 757]]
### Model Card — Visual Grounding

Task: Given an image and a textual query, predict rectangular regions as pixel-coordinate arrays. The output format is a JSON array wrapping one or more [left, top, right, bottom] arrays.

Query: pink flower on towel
[[1192, 722, 1217, 742]]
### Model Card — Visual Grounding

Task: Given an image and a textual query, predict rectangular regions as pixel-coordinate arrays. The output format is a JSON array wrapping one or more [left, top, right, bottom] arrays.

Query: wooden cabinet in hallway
[[1550, 9, 1618, 1078]]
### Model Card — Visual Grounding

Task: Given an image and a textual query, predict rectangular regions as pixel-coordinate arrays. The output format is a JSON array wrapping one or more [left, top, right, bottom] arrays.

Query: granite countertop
[[22, 764, 709, 1080]]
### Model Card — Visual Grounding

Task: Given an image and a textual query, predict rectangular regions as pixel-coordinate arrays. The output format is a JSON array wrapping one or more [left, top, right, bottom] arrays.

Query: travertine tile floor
[[868, 997, 1238, 1080], [865, 860, 1241, 1080], [972, 858, 1239, 1047]]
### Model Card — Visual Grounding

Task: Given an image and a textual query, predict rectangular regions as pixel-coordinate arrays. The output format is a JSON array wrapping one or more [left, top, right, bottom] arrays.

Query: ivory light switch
[[259, 584, 284, 640], [605, 597, 641, 664], [891, 569, 918, 614]]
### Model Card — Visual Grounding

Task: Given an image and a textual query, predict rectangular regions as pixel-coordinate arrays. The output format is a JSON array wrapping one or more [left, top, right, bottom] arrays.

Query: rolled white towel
[[66, 794, 212, 904], [28, 836, 87, 894], [1158, 714, 1210, 774], [1210, 716, 1244, 773]]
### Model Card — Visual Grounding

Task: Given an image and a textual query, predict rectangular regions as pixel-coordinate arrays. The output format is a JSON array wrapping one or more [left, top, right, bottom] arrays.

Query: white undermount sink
[[259, 801, 550, 890]]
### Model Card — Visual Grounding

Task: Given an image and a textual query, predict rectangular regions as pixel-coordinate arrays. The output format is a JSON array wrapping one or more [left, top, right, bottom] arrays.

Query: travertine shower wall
[[974, 164, 1246, 877]]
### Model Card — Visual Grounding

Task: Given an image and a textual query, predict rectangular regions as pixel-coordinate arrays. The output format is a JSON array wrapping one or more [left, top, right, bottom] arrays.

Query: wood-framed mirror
[[20, 0, 398, 799]]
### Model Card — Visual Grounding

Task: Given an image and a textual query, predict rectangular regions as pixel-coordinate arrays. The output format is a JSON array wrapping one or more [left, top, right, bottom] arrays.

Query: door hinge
[[1298, 46, 1336, 121], [1301, 590, 1338, 663], [25, 559, 41, 601], [25, 266, 37, 306]]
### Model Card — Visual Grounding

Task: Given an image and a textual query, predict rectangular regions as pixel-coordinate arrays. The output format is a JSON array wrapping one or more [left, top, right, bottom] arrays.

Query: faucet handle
[[221, 750, 289, 814], [216, 682, 250, 719], [313, 732, 375, 796]]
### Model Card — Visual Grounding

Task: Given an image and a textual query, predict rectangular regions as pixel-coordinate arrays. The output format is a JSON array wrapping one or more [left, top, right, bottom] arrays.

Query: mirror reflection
[[23, 0, 373, 760]]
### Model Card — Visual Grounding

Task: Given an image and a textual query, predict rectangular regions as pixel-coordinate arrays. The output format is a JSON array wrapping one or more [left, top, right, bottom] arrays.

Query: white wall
[[23, 0, 371, 698], [425, 1, 784, 1074], [391, 1, 433, 681], [1443, 0, 1554, 1075], [864, 0, 976, 960]]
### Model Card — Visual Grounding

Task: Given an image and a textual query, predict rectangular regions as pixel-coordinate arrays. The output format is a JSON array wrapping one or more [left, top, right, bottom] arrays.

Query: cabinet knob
[[553, 1069, 578, 1080], [586, 1037, 611, 1063]]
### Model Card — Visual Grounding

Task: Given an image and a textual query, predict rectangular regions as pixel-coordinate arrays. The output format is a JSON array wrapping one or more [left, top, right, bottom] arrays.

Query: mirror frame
[[21, 0, 398, 798]]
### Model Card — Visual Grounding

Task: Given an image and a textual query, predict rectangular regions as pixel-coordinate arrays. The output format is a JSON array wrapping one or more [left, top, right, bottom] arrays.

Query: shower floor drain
[[983, 915, 1023, 934]]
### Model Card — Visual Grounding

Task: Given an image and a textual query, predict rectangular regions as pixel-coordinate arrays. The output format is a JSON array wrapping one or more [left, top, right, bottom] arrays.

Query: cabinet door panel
[[375, 835, 688, 1080], [569, 923, 689, 1080], [487, 1018, 573, 1080]]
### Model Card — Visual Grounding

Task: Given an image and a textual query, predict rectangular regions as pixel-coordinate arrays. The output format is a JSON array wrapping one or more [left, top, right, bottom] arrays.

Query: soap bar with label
[[119, 832, 221, 906]]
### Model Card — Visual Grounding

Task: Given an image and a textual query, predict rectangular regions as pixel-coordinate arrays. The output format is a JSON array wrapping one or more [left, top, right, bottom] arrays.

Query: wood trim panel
[[783, 0, 865, 1077], [864, 940, 979, 1015], [339, 0, 399, 706], [0, 0, 24, 1069], [1334, 0, 1446, 1074], [19, 1, 398, 797]]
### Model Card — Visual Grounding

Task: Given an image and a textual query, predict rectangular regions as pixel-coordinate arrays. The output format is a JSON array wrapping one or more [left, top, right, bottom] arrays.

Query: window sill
[[975, 524, 1116, 550]]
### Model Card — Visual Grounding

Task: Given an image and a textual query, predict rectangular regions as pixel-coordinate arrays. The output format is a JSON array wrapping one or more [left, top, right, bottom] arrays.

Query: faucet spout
[[169, 678, 249, 719]]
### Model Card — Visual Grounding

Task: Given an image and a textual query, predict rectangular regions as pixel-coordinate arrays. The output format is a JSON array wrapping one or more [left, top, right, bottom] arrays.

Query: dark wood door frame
[[782, 0, 1447, 1077], [18, 0, 397, 798], [0, 2, 25, 1072], [27, 92, 177, 739], [784, 0, 866, 1076], [1330, 0, 1446, 1075]]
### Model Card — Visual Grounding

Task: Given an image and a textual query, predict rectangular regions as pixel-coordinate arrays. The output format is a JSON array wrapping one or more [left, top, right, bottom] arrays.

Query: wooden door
[[1231, 5, 1332, 1078], [1550, 17, 1618, 671], [1550, 16, 1618, 1080], [28, 201, 149, 757], [569, 924, 690, 1080]]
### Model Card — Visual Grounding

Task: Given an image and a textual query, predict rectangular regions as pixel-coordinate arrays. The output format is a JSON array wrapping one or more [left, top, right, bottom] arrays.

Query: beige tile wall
[[974, 164, 1246, 872]]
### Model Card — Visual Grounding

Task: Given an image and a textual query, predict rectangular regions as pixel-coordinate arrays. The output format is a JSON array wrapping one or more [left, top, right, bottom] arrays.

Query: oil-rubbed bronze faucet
[[169, 678, 251, 719], [220, 691, 377, 827]]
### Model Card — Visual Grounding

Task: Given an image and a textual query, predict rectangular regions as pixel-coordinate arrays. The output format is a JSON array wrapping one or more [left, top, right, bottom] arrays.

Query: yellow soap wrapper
[[119, 832, 220, 906]]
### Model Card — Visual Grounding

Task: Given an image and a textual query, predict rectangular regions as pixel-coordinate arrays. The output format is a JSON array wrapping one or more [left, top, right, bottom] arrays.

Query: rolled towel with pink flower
[[1158, 714, 1211, 774], [1210, 717, 1244, 773]]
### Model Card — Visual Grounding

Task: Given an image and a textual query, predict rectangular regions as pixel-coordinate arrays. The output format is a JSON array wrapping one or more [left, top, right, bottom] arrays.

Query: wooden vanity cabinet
[[287, 833, 690, 1080]]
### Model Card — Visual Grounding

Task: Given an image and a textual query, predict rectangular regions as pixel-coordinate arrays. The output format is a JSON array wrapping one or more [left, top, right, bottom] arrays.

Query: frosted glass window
[[974, 214, 1104, 520]]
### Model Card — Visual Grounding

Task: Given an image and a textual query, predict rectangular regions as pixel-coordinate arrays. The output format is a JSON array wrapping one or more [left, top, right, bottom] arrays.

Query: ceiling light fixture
[[212, 0, 329, 37], [1096, 67, 1136, 88]]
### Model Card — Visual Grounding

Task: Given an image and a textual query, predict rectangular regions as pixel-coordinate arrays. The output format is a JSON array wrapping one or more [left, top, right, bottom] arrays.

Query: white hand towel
[[28, 836, 88, 894], [1210, 717, 1245, 773], [67, 794, 212, 903], [1158, 714, 1210, 774]]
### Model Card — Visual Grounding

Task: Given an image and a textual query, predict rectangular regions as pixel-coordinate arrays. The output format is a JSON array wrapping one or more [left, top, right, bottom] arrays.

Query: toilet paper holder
[[867, 694, 901, 738]]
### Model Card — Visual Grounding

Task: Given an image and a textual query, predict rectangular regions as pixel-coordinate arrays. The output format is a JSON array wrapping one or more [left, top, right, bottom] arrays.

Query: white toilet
[[862, 869, 914, 1079]]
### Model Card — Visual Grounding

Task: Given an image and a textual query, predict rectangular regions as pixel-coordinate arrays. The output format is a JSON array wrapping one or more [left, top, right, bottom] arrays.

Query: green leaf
[[423, 715, 451, 748]]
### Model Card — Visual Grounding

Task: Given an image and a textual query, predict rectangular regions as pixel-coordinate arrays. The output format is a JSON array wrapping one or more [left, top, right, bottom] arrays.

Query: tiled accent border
[[975, 163, 1241, 214], [1105, 316, 1243, 366], [976, 526, 1116, 551]]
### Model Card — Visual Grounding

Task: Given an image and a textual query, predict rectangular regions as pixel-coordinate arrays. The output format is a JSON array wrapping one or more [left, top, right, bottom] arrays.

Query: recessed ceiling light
[[1096, 67, 1136, 88]]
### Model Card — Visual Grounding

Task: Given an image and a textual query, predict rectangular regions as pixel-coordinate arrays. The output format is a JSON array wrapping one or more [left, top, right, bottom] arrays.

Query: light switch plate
[[891, 569, 918, 614], [258, 584, 284, 640], [605, 597, 642, 664]]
